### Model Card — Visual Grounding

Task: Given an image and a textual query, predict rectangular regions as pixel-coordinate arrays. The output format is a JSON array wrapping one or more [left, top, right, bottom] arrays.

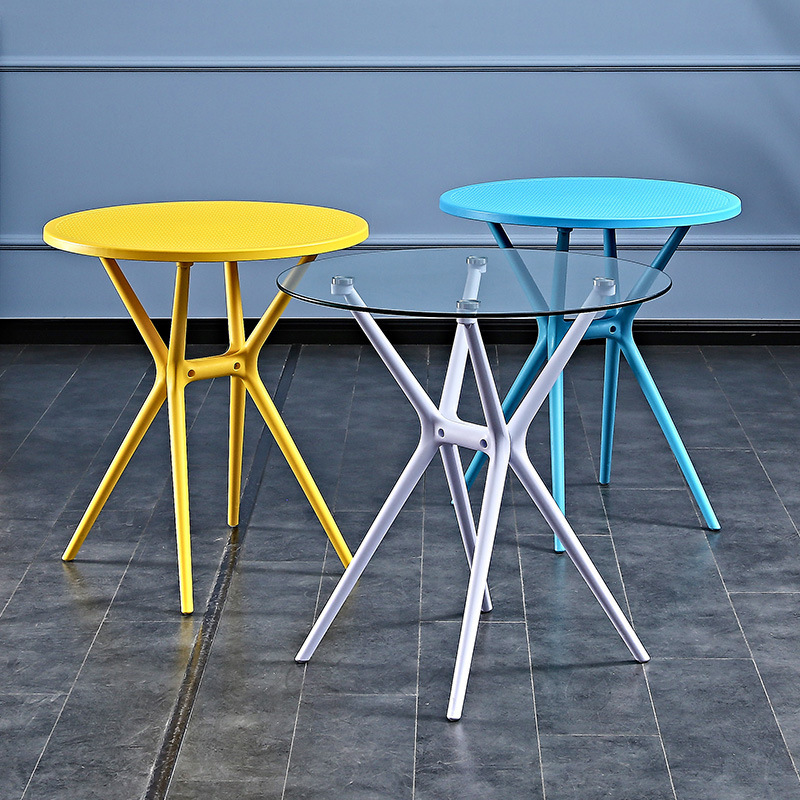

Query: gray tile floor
[[3, 340, 800, 799]]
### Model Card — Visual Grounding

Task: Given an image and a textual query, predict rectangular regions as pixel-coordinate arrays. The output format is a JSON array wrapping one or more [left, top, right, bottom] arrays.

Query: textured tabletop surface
[[440, 177, 741, 229], [44, 201, 369, 262]]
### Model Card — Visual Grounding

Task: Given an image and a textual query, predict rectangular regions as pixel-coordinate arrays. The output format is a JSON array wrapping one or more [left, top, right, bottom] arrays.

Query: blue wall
[[1, 1, 799, 319]]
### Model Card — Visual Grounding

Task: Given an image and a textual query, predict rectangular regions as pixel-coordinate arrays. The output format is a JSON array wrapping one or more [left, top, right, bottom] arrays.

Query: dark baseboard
[[3, 317, 800, 346]]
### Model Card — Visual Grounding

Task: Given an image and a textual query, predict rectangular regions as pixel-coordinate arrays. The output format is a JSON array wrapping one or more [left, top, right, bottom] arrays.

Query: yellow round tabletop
[[43, 201, 369, 262]]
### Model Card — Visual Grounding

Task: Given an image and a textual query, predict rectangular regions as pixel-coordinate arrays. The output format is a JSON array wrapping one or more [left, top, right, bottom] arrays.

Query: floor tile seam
[[701, 359, 800, 537], [728, 590, 800, 595], [540, 732, 663, 739], [280, 662, 307, 800], [646, 655, 767, 662], [516, 532, 615, 541], [1, 365, 199, 622], [144, 346, 301, 800], [52, 365, 161, 517], [572, 366, 680, 800], [166, 778, 284, 786], [529, 656, 752, 667], [700, 346, 800, 506], [7, 420, 174, 621], [283, 535, 334, 799], [509, 490, 548, 800], [702, 540, 800, 783], [767, 346, 800, 397], [18, 543, 138, 800], [45, 361, 204, 581], [1, 690, 67, 700], [269, 351, 323, 800], [330, 344, 362, 514], [327, 507, 427, 515], [682, 445, 754, 451], [0, 346, 93, 473], [419, 619, 527, 626], [750, 448, 800, 459], [301, 691, 420, 699], [599, 486, 691, 492], [602, 486, 677, 798], [411, 503, 426, 800], [1, 557, 41, 620], [0, 420, 156, 621], [691, 444, 800, 778], [640, 647, 679, 799]]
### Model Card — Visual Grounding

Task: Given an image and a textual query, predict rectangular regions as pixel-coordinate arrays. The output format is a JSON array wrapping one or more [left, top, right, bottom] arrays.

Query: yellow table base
[[62, 255, 352, 614]]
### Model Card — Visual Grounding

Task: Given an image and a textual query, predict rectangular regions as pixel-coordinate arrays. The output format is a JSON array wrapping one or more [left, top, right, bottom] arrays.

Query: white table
[[278, 247, 670, 720]]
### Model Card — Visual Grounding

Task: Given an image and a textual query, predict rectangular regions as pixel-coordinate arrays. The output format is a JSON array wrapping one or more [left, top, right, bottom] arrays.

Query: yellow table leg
[[228, 256, 352, 566], [62, 377, 167, 560], [63, 257, 168, 562], [224, 262, 246, 527], [243, 256, 352, 566], [228, 377, 246, 527], [242, 369, 352, 567], [166, 263, 194, 614]]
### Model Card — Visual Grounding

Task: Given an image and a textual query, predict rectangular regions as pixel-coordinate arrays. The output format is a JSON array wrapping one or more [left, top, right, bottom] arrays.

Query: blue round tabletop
[[439, 177, 741, 229]]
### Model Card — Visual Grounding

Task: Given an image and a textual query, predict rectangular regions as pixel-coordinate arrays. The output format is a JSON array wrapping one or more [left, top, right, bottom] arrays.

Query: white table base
[[296, 280, 649, 721]]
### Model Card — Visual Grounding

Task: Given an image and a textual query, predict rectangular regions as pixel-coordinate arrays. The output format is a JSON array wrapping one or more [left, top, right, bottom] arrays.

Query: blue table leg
[[547, 228, 572, 551], [599, 229, 620, 485], [464, 221, 548, 493], [600, 337, 621, 485], [618, 328, 720, 530], [463, 221, 720, 534], [547, 313, 568, 552], [464, 223, 574, 551]]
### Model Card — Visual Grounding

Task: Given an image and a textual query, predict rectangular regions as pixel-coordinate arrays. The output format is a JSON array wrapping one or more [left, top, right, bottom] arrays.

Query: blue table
[[440, 177, 741, 549]]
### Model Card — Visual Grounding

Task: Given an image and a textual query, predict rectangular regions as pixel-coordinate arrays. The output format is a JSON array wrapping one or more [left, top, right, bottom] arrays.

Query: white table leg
[[440, 443, 493, 613], [447, 318, 511, 720], [440, 322, 492, 613], [509, 448, 649, 662], [295, 439, 437, 662]]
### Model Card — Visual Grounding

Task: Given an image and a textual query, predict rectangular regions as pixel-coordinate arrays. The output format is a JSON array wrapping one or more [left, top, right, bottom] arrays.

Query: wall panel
[[1, 2, 798, 320], [3, 0, 799, 62], [1, 71, 796, 241]]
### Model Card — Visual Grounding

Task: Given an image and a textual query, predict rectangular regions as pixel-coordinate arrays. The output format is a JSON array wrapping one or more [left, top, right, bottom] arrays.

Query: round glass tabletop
[[277, 248, 671, 319]]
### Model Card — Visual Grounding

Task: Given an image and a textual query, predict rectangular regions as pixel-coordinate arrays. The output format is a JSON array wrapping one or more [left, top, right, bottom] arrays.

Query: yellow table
[[44, 201, 369, 613]]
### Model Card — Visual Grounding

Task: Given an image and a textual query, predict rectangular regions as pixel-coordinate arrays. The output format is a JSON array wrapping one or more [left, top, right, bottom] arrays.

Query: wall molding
[[2, 56, 800, 73], [4, 234, 800, 252], [3, 317, 800, 346]]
